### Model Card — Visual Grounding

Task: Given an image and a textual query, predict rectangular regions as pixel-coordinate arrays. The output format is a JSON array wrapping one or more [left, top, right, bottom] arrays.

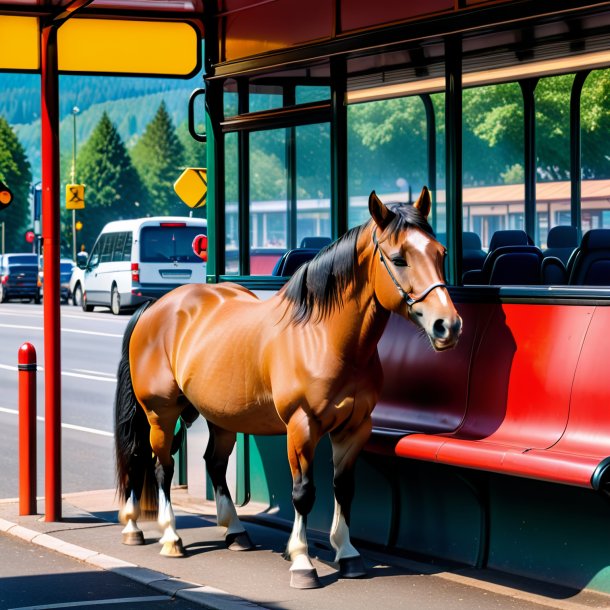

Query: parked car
[[38, 258, 75, 303], [77, 216, 207, 314], [0, 253, 40, 303]]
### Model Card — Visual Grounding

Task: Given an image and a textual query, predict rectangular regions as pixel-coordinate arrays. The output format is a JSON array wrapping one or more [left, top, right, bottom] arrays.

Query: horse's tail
[[114, 300, 157, 519]]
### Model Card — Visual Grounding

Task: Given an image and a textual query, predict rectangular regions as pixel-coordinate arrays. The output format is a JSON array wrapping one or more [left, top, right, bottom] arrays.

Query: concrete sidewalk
[[1, 488, 609, 610]]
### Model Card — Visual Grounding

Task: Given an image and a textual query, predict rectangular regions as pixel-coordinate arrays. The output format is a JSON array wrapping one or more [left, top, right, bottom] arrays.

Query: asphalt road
[[0, 301, 130, 499]]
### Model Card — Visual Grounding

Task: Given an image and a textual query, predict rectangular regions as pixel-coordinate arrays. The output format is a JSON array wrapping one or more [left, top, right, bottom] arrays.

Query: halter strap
[[373, 231, 447, 308]]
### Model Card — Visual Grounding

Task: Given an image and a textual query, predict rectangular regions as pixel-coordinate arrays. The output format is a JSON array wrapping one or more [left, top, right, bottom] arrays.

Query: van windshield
[[140, 225, 206, 263]]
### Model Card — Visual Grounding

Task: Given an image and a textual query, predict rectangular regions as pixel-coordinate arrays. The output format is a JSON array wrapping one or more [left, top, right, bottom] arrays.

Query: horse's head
[[369, 188, 462, 351]]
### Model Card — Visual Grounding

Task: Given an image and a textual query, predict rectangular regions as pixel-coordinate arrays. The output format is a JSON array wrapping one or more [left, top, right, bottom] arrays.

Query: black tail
[[114, 301, 157, 515]]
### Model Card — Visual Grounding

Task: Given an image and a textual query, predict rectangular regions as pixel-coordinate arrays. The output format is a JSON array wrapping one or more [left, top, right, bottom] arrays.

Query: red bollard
[[18, 342, 37, 516]]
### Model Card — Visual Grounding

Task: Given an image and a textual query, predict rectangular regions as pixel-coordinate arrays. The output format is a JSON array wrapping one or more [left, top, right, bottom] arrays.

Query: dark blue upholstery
[[272, 248, 319, 276], [462, 231, 486, 274], [543, 225, 578, 266], [299, 236, 332, 249], [568, 229, 610, 286], [488, 229, 530, 251], [463, 245, 544, 285], [541, 256, 568, 285]]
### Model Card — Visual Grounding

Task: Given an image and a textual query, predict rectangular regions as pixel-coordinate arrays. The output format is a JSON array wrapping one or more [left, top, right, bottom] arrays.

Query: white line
[[0, 407, 112, 437], [73, 368, 116, 377], [0, 323, 122, 337], [0, 363, 116, 383], [8, 595, 171, 610]]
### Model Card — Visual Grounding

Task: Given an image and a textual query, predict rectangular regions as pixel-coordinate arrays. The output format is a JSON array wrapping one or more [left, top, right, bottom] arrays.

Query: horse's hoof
[[160, 539, 186, 557], [290, 568, 321, 589], [339, 555, 367, 578], [226, 531, 254, 551], [122, 530, 145, 546]]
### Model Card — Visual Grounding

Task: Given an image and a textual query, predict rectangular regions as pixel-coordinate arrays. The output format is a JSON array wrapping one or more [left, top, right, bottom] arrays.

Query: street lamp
[[71, 106, 79, 261]]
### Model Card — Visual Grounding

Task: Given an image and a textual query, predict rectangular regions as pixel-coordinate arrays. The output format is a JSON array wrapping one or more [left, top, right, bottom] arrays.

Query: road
[[0, 302, 129, 499]]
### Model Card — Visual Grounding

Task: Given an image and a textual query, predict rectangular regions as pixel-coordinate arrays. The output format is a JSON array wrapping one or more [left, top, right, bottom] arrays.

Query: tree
[[0, 116, 32, 252], [75, 112, 147, 250], [131, 102, 191, 217]]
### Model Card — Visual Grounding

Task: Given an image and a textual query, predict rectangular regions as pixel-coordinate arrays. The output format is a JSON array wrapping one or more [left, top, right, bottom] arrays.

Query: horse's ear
[[413, 186, 431, 219], [369, 191, 395, 229]]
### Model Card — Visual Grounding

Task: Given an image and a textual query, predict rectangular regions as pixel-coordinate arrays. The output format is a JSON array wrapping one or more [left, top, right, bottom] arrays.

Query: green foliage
[[0, 116, 32, 252], [74, 112, 147, 250], [131, 102, 191, 217]]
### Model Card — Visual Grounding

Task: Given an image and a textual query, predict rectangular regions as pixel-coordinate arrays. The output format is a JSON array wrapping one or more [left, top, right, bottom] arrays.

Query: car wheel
[[72, 283, 82, 307], [0, 285, 6, 303], [82, 292, 94, 312], [34, 291, 41, 304], [110, 285, 121, 315]]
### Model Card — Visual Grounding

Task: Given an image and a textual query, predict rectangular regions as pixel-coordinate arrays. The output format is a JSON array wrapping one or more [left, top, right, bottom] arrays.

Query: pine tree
[[0, 116, 32, 252], [75, 112, 147, 251], [131, 101, 191, 217]]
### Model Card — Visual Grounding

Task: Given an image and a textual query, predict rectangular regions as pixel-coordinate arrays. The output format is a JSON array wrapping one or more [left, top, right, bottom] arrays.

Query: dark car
[[0, 253, 40, 303], [38, 258, 75, 303]]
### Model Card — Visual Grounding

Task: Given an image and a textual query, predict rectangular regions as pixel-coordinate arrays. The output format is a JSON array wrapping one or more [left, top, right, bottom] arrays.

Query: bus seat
[[568, 229, 610, 286], [462, 232, 486, 274], [300, 236, 332, 249], [272, 248, 319, 276], [543, 225, 578, 266], [541, 256, 567, 284], [463, 245, 543, 285], [488, 229, 530, 251]]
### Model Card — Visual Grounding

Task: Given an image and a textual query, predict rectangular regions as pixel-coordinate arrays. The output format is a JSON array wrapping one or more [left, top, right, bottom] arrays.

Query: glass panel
[[581, 69, 610, 233], [535, 74, 574, 247], [347, 95, 429, 229], [462, 81, 524, 253], [250, 86, 283, 113], [296, 85, 331, 104], [250, 129, 287, 274], [140, 226, 204, 263], [296, 123, 331, 247], [225, 132, 239, 275], [224, 79, 239, 117]]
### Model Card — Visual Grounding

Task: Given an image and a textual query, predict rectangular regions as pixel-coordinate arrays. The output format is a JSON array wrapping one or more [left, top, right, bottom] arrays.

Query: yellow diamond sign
[[174, 168, 207, 209]]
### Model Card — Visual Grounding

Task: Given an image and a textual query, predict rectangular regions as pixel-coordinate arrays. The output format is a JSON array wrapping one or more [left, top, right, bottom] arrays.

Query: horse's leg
[[329, 417, 372, 579], [119, 452, 149, 545], [285, 418, 321, 589], [204, 423, 253, 551], [148, 410, 185, 557]]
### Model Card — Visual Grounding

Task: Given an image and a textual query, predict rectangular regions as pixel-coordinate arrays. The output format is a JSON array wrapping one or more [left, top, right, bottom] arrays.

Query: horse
[[114, 187, 462, 589]]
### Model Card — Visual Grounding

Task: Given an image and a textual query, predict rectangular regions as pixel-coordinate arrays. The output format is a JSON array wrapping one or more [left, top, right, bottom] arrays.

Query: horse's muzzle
[[430, 316, 462, 351]]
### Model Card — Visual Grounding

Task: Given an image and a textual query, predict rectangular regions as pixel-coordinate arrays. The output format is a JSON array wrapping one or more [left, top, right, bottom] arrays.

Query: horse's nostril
[[433, 319, 447, 337]]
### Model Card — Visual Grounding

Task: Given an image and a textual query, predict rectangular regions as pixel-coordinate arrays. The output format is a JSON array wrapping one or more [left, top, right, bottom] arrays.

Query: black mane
[[280, 201, 434, 324]]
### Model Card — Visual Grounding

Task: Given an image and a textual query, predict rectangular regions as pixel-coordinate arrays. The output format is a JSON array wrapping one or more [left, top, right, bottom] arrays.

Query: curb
[[0, 517, 269, 610]]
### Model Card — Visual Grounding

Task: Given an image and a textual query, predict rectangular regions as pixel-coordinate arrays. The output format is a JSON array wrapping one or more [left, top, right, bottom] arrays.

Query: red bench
[[370, 299, 610, 491]]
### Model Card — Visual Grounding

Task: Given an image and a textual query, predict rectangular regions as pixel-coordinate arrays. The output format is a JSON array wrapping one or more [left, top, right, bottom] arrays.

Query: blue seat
[[299, 236, 332, 249], [462, 231, 486, 274], [543, 225, 578, 266], [568, 229, 610, 286], [272, 248, 319, 276]]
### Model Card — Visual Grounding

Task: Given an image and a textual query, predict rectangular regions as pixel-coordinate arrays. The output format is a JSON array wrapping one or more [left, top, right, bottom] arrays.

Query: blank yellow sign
[[58, 19, 200, 76], [0, 17, 39, 70], [174, 168, 207, 208]]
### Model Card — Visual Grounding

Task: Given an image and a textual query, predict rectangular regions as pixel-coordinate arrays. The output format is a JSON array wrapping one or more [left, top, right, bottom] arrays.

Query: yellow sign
[[66, 184, 85, 210], [174, 168, 207, 209], [0, 17, 39, 71], [58, 19, 200, 76]]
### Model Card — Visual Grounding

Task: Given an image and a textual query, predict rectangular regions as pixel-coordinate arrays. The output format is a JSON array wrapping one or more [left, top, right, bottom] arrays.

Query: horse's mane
[[280, 201, 434, 324]]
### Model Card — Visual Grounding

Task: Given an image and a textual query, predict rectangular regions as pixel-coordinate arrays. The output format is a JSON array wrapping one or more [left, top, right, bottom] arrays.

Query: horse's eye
[[391, 255, 409, 267]]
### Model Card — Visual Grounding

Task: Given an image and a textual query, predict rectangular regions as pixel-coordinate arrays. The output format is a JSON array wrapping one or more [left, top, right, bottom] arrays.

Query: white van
[[76, 216, 207, 314]]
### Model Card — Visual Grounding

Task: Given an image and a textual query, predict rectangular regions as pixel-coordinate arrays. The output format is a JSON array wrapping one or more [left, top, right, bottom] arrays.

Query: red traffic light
[[25, 230, 35, 244]]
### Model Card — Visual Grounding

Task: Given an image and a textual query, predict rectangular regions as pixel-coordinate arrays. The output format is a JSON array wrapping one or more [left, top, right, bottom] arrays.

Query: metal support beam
[[520, 78, 538, 243], [445, 36, 463, 285], [40, 21, 62, 522], [330, 58, 348, 238], [285, 86, 297, 249], [237, 79, 250, 275], [571, 71, 589, 237]]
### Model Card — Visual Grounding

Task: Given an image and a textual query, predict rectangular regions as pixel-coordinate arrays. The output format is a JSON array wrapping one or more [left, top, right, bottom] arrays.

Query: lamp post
[[71, 106, 79, 261]]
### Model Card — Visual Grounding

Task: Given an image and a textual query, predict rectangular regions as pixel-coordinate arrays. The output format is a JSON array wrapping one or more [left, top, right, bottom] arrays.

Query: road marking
[[0, 323, 122, 338], [8, 595, 171, 609], [0, 406, 113, 437], [73, 368, 116, 377], [0, 363, 117, 383]]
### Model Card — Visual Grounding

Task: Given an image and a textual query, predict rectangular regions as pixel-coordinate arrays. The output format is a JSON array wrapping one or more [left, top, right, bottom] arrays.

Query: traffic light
[[0, 179, 13, 210]]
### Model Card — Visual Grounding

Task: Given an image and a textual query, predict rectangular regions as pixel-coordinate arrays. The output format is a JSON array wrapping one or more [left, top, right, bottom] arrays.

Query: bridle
[[373, 231, 447, 308]]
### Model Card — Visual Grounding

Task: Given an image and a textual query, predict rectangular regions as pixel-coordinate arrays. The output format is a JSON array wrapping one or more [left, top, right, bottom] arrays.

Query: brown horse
[[114, 188, 462, 589]]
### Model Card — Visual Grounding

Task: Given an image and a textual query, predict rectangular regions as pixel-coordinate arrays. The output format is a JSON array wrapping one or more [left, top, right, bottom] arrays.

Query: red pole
[[41, 22, 62, 522], [18, 343, 37, 516]]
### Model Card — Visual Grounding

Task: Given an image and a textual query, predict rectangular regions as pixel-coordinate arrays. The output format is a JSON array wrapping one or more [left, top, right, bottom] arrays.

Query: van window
[[100, 234, 116, 263], [140, 225, 206, 263]]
